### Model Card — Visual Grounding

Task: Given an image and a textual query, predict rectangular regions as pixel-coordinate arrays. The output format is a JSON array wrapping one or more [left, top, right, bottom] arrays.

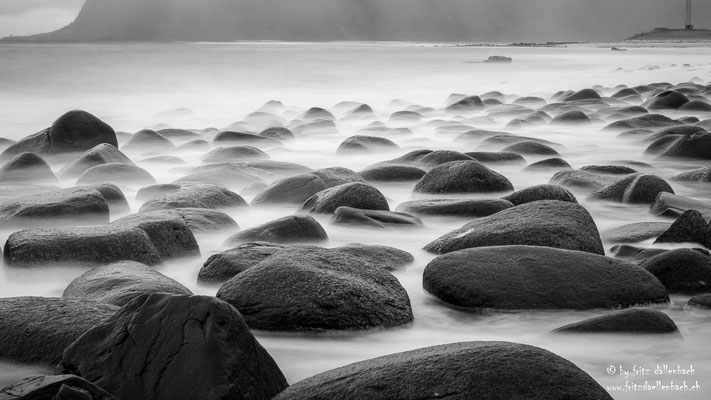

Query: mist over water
[[0, 42, 710, 398]]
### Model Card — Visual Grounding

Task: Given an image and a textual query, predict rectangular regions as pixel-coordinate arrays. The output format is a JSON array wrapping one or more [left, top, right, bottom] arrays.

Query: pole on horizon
[[685, 0, 693, 30]]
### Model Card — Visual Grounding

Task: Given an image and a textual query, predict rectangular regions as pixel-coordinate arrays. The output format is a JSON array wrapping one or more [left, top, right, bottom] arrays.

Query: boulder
[[252, 173, 327, 205], [157, 128, 201, 140], [465, 151, 526, 165], [672, 166, 711, 183], [603, 114, 678, 130], [423, 246, 668, 309], [63, 261, 192, 306], [639, 248, 711, 294], [601, 222, 671, 243], [359, 166, 426, 182], [523, 158, 572, 171], [549, 170, 618, 192], [121, 129, 174, 151], [0, 297, 118, 365], [202, 146, 269, 164], [330, 207, 423, 229], [0, 153, 57, 184], [681, 100, 711, 111], [76, 163, 156, 186], [173, 139, 210, 152], [413, 161, 513, 194], [336, 136, 399, 154], [59, 294, 288, 400], [687, 294, 711, 309], [502, 184, 576, 206], [259, 127, 295, 140], [553, 308, 679, 334], [565, 88, 601, 102], [0, 375, 117, 400], [216, 246, 413, 331], [551, 110, 591, 124], [501, 141, 559, 156], [1, 110, 118, 158], [272, 341, 614, 400], [122, 208, 237, 234], [303, 107, 335, 120], [224, 215, 328, 245], [139, 184, 247, 212], [300, 182, 389, 214], [212, 131, 282, 147], [135, 184, 182, 202], [372, 149, 474, 169], [649, 192, 711, 218], [653, 210, 711, 247], [445, 96, 484, 111], [396, 198, 512, 217], [588, 174, 674, 204], [658, 132, 711, 160], [579, 165, 637, 175], [644, 90, 690, 110], [59, 144, 134, 178], [311, 167, 365, 187], [425, 200, 603, 255]]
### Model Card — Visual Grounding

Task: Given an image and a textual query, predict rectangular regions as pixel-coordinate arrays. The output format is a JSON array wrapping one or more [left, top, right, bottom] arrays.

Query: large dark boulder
[[687, 294, 711, 309], [216, 246, 413, 331], [396, 198, 512, 217], [272, 341, 613, 400], [588, 174, 674, 204], [423, 246, 668, 310], [0, 153, 57, 185], [501, 184, 576, 206], [0, 297, 118, 365], [310, 167, 365, 187], [603, 114, 678, 130], [120, 129, 174, 152], [337, 136, 399, 154], [300, 182, 389, 214], [1, 110, 118, 158], [424, 200, 604, 255], [59, 294, 288, 400], [465, 151, 526, 165], [502, 141, 559, 156], [76, 163, 156, 186], [224, 215, 328, 245], [259, 126, 294, 140], [63, 261, 192, 306], [551, 110, 591, 124], [658, 132, 711, 160], [639, 248, 711, 294], [413, 161, 513, 194], [252, 173, 327, 205], [553, 308, 679, 334], [445, 95, 484, 111], [644, 90, 690, 110], [330, 207, 423, 229], [128, 208, 237, 234], [4, 213, 199, 267], [202, 146, 269, 164], [135, 184, 181, 202], [139, 184, 247, 212], [359, 166, 426, 182], [672, 166, 711, 183], [59, 144, 134, 179], [653, 210, 711, 247], [564, 88, 601, 102], [0, 375, 117, 400], [549, 170, 618, 192]]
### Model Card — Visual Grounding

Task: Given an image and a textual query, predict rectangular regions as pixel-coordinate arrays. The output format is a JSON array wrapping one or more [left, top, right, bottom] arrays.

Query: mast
[[685, 0, 693, 30]]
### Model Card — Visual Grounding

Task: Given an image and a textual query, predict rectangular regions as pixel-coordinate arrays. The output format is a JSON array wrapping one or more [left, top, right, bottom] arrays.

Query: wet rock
[[0, 153, 57, 184], [649, 192, 711, 218], [292, 120, 337, 135], [644, 90, 690, 110], [259, 126, 295, 141], [645, 125, 706, 142], [330, 207, 423, 229], [63, 261, 192, 306], [59, 144, 134, 178], [303, 107, 335, 120], [413, 161, 513, 194], [175, 163, 279, 188], [157, 128, 201, 141], [483, 55, 512, 63], [523, 158, 572, 171], [553, 308, 678, 334], [658, 132, 711, 160], [640, 248, 711, 294], [359, 165, 426, 182], [252, 173, 327, 205], [501, 184, 577, 206], [301, 182, 389, 214], [139, 184, 247, 212], [579, 165, 637, 175], [612, 87, 640, 98], [76, 163, 156, 186], [0, 297, 118, 365], [423, 245, 667, 309], [272, 341, 613, 400], [0, 374, 117, 400], [372, 150, 474, 169], [311, 167, 365, 187], [1, 110, 118, 158], [653, 210, 711, 247], [224, 215, 328, 245], [0, 186, 112, 229], [549, 170, 618, 191], [672, 166, 711, 182], [337, 136, 399, 154], [212, 131, 282, 146], [216, 246, 413, 331], [588, 174, 674, 204], [396, 198, 513, 218], [59, 294, 288, 400], [565, 88, 601, 102], [644, 135, 683, 155], [121, 208, 237, 234], [602, 222, 671, 243], [687, 294, 711, 309], [604, 114, 679, 130], [424, 200, 604, 255], [135, 184, 181, 202], [174, 139, 210, 152], [389, 111, 422, 122], [465, 151, 526, 165], [121, 129, 174, 152], [551, 110, 591, 124], [445, 96, 484, 112], [202, 146, 269, 164], [680, 100, 711, 111]]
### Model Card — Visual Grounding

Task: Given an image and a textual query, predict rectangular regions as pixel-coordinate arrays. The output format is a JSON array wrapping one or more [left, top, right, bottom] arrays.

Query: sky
[[0, 0, 710, 41]]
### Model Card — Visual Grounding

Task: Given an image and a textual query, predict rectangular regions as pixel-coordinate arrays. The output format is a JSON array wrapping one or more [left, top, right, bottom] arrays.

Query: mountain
[[4, 0, 480, 42]]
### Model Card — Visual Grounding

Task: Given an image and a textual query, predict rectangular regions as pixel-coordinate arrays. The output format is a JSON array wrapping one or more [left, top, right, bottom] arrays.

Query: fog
[[3, 0, 711, 42]]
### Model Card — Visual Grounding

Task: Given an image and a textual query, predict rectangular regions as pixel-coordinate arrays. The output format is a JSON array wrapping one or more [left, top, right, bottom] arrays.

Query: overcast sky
[[0, 0, 710, 40]]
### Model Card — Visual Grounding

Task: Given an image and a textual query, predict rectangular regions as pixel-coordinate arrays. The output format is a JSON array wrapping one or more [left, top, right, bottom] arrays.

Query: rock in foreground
[[0, 375, 117, 400]]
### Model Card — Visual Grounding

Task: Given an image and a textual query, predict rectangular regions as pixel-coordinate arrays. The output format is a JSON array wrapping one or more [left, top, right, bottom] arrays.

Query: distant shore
[[626, 27, 711, 41]]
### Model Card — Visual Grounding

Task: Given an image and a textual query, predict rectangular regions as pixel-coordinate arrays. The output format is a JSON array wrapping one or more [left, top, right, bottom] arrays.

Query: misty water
[[1, 42, 710, 398]]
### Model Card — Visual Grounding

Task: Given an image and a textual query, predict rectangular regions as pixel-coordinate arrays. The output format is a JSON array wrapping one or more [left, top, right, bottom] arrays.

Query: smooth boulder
[[330, 207, 423, 229], [639, 248, 711, 294], [396, 198, 513, 217], [413, 161, 513, 194], [0, 153, 57, 184], [553, 308, 679, 334], [588, 174, 674, 204], [139, 184, 247, 212], [76, 163, 156, 186], [59, 143, 134, 178], [300, 182, 389, 214], [251, 173, 327, 205], [501, 184, 576, 206], [224, 215, 328, 245]]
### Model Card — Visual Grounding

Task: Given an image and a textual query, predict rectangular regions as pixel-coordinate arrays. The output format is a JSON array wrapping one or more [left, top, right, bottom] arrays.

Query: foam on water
[[1, 41, 711, 398]]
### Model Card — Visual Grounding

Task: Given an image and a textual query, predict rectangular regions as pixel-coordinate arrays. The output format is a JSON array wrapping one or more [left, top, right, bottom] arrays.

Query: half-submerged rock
[[553, 308, 679, 334]]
